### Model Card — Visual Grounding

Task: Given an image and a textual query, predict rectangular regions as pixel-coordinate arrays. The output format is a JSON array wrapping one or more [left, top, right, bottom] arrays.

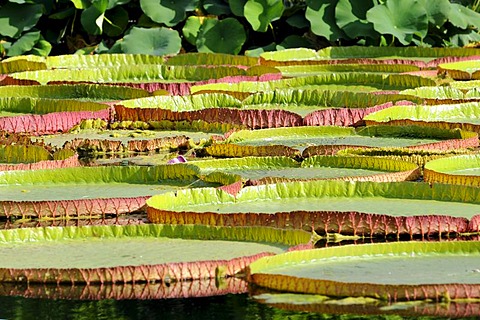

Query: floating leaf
[[0, 224, 310, 283], [0, 55, 46, 74], [400, 86, 465, 100], [147, 179, 480, 236], [315, 46, 480, 60], [0, 145, 51, 164], [191, 155, 419, 184], [11, 65, 257, 84], [364, 102, 480, 133], [46, 54, 166, 69], [191, 73, 436, 94], [248, 241, 480, 301], [0, 164, 224, 219], [438, 60, 480, 80], [424, 154, 480, 187], [166, 52, 258, 67], [221, 125, 476, 153], [0, 84, 150, 101], [336, 146, 472, 169], [276, 63, 419, 77], [119, 93, 241, 111]]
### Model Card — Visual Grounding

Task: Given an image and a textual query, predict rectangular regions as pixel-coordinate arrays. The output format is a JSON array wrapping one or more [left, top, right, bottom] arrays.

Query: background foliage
[[0, 0, 479, 57]]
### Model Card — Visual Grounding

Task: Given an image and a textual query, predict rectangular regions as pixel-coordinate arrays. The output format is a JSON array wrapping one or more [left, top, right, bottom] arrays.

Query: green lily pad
[[119, 93, 241, 111], [190, 155, 419, 183], [0, 84, 150, 102], [336, 146, 473, 170], [147, 179, 480, 236], [40, 127, 211, 151], [166, 52, 258, 66], [10, 65, 261, 85], [45, 54, 166, 69], [364, 102, 480, 132], [248, 241, 480, 301], [219, 126, 476, 153], [424, 154, 480, 187], [438, 60, 480, 80], [191, 73, 436, 94], [242, 89, 416, 110], [449, 79, 480, 91], [265, 46, 480, 61], [0, 223, 311, 283], [400, 86, 466, 101], [276, 64, 420, 77], [0, 164, 221, 219]]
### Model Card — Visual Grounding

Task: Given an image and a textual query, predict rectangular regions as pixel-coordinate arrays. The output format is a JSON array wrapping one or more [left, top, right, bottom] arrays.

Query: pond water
[[0, 294, 477, 320]]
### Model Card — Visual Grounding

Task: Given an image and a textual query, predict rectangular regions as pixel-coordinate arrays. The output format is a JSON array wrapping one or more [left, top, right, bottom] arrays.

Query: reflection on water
[[0, 294, 479, 320]]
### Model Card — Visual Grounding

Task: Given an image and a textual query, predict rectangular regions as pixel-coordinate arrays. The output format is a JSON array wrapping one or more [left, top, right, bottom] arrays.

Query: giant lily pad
[[336, 146, 472, 170], [205, 126, 478, 157], [147, 179, 480, 237], [9, 65, 267, 85], [166, 52, 258, 67], [276, 64, 420, 77], [0, 145, 79, 171], [364, 102, 480, 133], [191, 155, 420, 184], [118, 93, 241, 111], [399, 86, 480, 104], [191, 73, 436, 94], [438, 60, 480, 80], [0, 223, 311, 283], [247, 241, 480, 301], [424, 154, 480, 187], [0, 84, 150, 102], [0, 99, 110, 134], [45, 54, 166, 69], [262, 46, 480, 61], [0, 164, 223, 219]]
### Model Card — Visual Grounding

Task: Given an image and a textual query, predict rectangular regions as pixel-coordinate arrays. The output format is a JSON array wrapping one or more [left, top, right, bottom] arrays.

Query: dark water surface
[[0, 294, 478, 320]]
